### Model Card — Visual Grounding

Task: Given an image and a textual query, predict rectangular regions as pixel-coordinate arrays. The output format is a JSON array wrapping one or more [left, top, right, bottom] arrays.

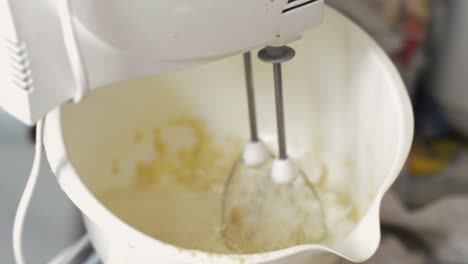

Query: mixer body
[[0, 0, 324, 125]]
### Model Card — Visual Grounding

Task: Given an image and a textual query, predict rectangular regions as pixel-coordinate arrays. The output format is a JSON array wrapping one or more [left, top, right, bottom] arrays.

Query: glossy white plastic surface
[[271, 158, 298, 184], [43, 8, 413, 264], [0, 0, 323, 125], [243, 141, 269, 167]]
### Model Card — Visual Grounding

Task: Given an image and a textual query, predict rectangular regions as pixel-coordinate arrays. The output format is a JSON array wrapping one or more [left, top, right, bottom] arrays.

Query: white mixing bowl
[[43, 8, 413, 264]]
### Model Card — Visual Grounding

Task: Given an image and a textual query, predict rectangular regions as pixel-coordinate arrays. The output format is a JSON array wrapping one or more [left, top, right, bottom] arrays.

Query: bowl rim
[[43, 6, 414, 263]]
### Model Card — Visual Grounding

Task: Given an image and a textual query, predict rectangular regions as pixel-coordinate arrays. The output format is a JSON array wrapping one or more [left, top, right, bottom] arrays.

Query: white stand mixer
[[1, 0, 325, 262], [1, 1, 414, 263], [0, 0, 324, 125]]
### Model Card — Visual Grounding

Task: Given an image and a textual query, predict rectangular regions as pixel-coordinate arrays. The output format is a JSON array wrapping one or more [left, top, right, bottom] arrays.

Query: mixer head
[[0, 0, 324, 125]]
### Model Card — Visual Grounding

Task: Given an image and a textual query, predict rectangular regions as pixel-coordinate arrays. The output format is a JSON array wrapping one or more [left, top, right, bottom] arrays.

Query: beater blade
[[220, 47, 327, 253]]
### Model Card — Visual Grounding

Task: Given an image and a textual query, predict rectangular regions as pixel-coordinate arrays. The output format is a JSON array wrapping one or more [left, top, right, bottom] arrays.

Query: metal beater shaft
[[243, 52, 259, 142], [273, 63, 287, 159], [258, 46, 296, 160]]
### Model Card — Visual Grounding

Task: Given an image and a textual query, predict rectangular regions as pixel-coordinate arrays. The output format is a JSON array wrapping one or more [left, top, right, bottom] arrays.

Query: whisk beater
[[220, 47, 327, 253]]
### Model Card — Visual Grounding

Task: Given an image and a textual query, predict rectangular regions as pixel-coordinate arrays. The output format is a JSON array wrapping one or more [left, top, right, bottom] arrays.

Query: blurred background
[[1, 0, 467, 263], [328, 0, 468, 205], [329, 0, 468, 263]]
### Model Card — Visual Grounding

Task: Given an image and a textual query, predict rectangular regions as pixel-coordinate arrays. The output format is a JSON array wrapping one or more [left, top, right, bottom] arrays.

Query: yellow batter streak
[[95, 118, 355, 254]]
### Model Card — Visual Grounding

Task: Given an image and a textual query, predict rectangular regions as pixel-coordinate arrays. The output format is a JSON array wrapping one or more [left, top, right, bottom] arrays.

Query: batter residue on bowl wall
[[95, 117, 356, 254]]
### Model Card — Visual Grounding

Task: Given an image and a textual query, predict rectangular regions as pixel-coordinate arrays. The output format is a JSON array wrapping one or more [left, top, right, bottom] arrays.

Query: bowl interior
[[59, 11, 408, 253]]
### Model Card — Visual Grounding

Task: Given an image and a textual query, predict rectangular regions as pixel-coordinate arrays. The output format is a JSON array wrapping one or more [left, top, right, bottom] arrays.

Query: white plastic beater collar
[[242, 141, 268, 167], [271, 158, 298, 184]]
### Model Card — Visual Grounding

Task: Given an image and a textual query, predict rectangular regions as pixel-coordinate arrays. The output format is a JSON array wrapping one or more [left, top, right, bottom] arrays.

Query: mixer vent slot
[[4, 38, 34, 91], [283, 0, 319, 14]]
